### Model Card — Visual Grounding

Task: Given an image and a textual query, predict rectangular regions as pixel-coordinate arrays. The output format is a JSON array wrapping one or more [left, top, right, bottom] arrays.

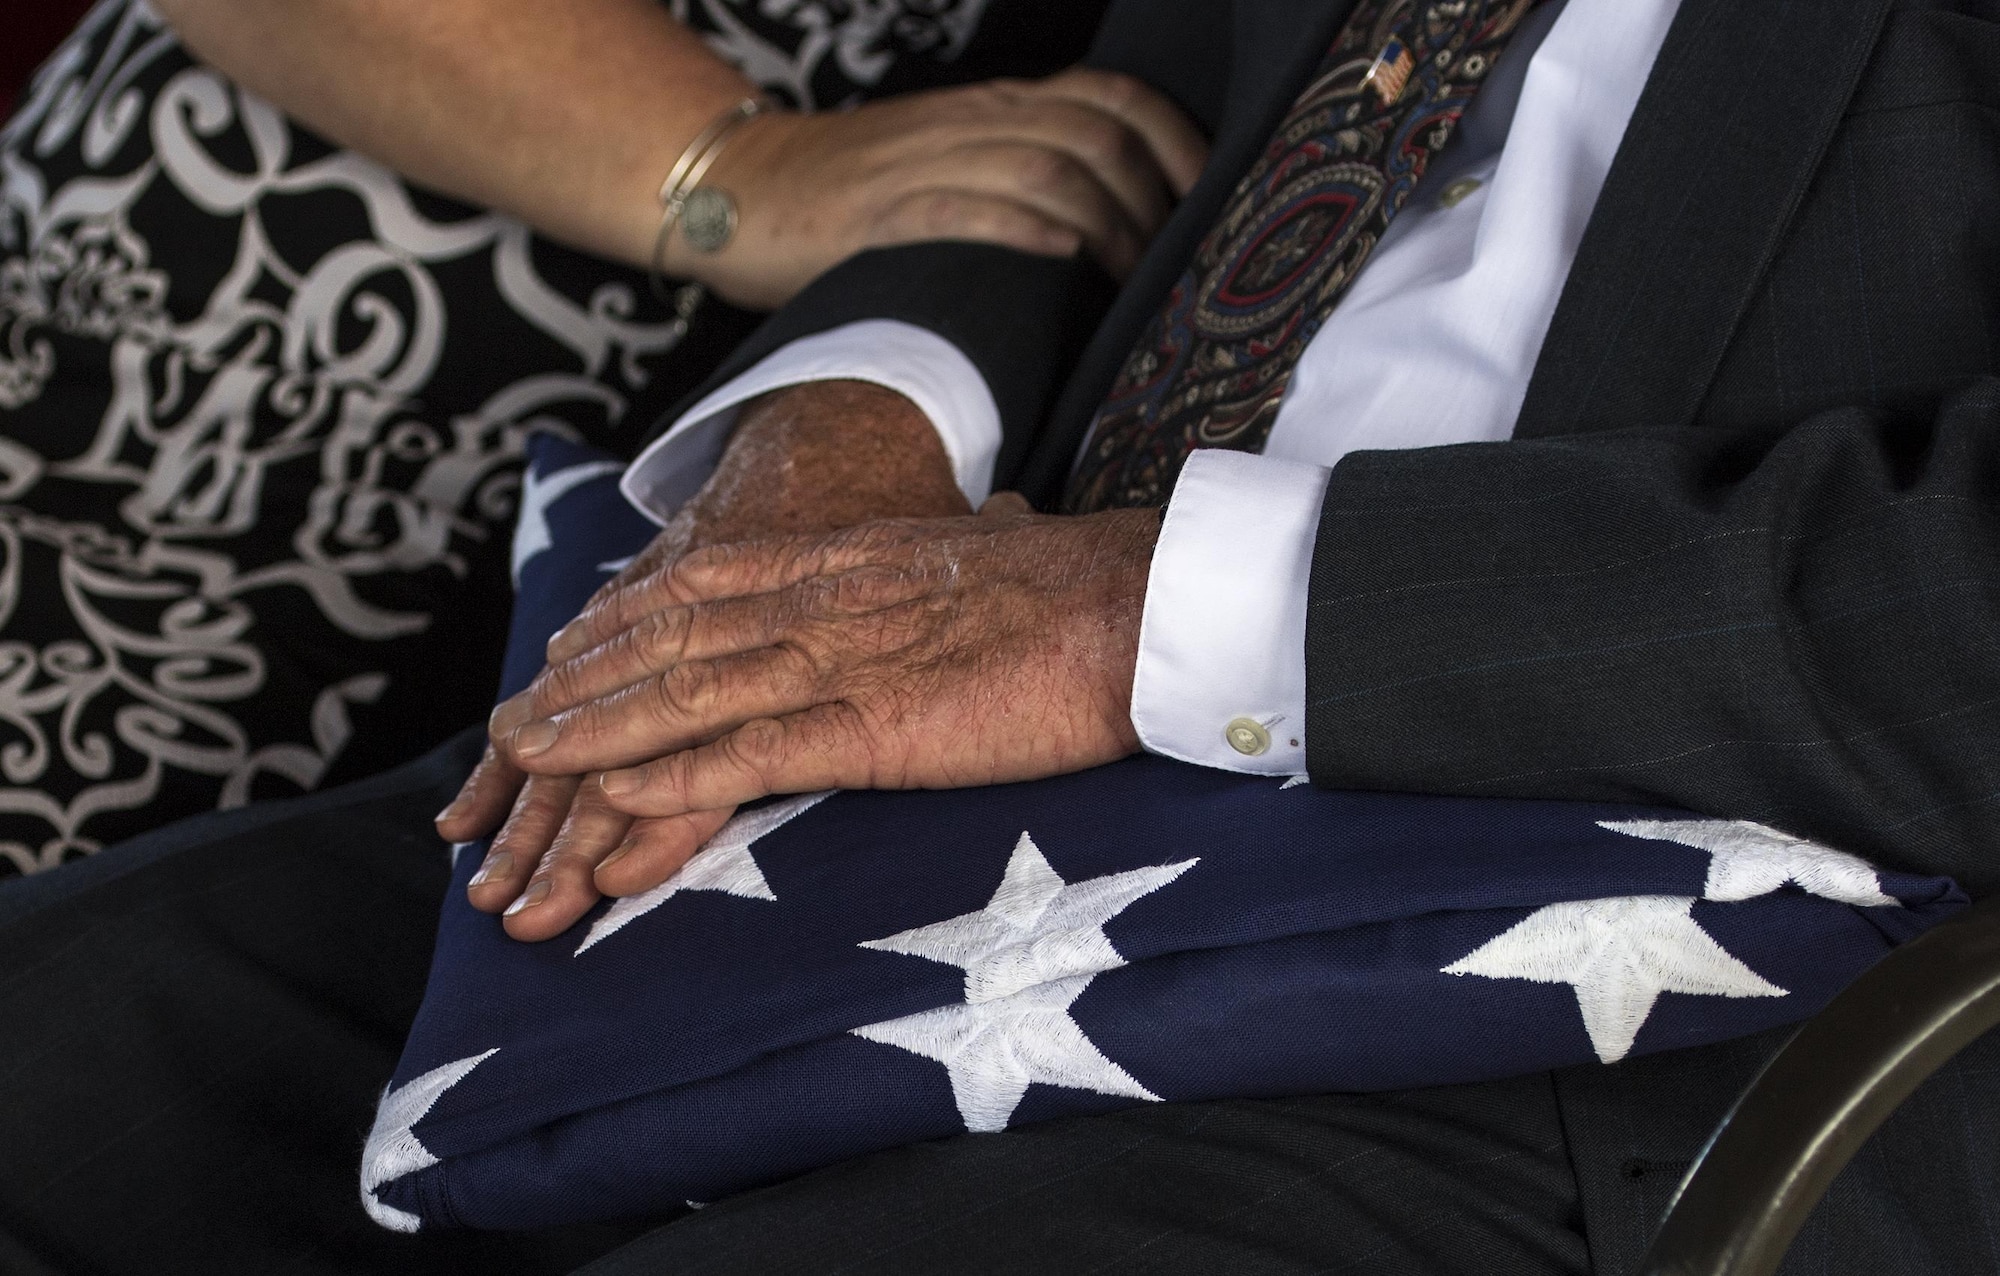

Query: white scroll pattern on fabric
[[0, 3, 700, 870], [673, 0, 994, 109], [0, 0, 984, 872]]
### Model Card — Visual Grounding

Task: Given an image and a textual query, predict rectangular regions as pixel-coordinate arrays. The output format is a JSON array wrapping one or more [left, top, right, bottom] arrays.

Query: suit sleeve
[[644, 243, 1119, 487], [635, 0, 1237, 480], [1303, 383, 2000, 894]]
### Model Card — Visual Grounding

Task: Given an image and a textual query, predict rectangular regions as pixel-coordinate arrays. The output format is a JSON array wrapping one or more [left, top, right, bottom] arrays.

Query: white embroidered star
[[1442, 896, 1785, 1064], [850, 831, 1196, 1132], [854, 974, 1159, 1132], [1599, 817, 1896, 906], [574, 791, 832, 955], [859, 830, 1196, 1004], [510, 458, 623, 584], [360, 1049, 498, 1232]]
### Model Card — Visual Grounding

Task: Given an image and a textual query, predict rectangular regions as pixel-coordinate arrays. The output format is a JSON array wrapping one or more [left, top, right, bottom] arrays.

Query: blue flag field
[[363, 434, 1967, 1232]]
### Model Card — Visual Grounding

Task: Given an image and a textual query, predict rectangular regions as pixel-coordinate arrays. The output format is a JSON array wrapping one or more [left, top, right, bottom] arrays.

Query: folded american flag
[[363, 434, 1967, 1232]]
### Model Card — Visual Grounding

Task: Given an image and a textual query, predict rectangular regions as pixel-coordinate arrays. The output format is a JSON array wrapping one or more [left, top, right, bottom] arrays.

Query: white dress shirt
[[623, 0, 1682, 774]]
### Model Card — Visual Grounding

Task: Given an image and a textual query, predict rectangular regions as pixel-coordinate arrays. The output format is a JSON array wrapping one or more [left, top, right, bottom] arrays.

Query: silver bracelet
[[650, 96, 772, 298]]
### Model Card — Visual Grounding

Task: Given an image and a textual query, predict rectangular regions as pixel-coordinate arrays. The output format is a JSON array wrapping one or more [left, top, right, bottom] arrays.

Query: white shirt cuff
[[619, 319, 1002, 523], [1131, 449, 1329, 775]]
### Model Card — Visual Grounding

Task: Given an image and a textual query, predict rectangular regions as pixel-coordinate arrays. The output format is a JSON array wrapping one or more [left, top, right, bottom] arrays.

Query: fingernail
[[434, 797, 468, 826], [512, 721, 559, 758], [488, 696, 531, 737], [600, 769, 640, 798], [467, 852, 513, 888], [504, 879, 551, 915], [547, 622, 583, 658], [597, 841, 636, 874]]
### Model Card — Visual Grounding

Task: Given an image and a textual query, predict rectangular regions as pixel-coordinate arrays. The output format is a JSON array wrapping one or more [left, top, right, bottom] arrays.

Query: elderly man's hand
[[435, 379, 971, 940], [487, 505, 1158, 888]]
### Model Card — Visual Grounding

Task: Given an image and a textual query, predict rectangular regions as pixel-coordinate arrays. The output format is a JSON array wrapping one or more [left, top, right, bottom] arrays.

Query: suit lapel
[[1512, 0, 1895, 439]]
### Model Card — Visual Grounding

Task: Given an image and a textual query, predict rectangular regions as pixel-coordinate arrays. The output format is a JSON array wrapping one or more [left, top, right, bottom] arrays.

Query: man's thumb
[[978, 491, 1034, 518]]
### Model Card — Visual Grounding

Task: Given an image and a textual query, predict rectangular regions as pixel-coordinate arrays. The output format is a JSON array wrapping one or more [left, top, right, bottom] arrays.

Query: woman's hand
[[672, 67, 1210, 309]]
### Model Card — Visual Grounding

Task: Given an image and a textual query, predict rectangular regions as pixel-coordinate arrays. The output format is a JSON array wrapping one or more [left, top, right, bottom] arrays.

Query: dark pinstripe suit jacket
[[655, 0, 2000, 897]]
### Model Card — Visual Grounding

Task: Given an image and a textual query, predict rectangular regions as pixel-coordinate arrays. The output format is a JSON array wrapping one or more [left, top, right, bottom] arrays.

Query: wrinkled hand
[[671, 67, 1210, 308], [490, 505, 1159, 841], [435, 517, 739, 942], [436, 380, 969, 940]]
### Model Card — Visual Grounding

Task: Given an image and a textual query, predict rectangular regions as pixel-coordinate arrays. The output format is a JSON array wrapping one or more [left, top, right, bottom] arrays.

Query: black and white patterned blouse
[[0, 0, 1100, 874]]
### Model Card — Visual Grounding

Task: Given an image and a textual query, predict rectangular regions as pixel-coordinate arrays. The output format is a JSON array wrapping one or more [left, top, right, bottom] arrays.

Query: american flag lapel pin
[[1362, 35, 1416, 107]]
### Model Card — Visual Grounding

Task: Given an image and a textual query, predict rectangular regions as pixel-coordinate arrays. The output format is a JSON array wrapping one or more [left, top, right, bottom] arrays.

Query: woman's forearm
[[153, 0, 752, 271]]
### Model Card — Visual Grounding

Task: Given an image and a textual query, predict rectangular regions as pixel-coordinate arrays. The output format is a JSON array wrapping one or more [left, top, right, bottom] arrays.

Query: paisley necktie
[[1065, 0, 1545, 513]]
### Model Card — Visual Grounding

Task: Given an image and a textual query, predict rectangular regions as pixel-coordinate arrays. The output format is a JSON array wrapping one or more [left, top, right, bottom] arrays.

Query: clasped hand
[[442, 495, 1158, 942], [688, 67, 1210, 308]]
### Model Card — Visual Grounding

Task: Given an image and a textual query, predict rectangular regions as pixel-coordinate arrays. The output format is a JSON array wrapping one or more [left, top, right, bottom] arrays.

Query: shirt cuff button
[[1225, 717, 1271, 756]]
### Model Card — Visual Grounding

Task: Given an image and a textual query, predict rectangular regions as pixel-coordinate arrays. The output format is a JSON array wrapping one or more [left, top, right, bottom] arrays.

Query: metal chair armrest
[[1639, 892, 2000, 1276]]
